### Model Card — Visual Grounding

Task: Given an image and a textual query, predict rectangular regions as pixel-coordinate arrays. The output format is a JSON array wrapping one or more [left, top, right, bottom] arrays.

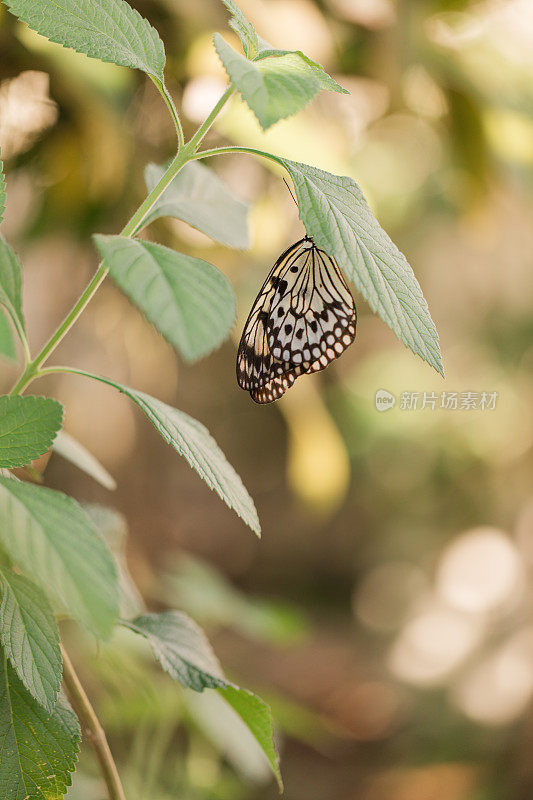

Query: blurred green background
[[2, 0, 533, 798]]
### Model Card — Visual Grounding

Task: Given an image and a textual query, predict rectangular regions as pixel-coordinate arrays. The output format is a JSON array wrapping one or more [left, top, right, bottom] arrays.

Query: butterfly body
[[237, 237, 356, 403]]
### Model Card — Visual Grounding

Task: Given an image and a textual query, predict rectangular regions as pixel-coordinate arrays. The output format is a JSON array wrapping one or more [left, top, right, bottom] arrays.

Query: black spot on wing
[[237, 237, 357, 403]]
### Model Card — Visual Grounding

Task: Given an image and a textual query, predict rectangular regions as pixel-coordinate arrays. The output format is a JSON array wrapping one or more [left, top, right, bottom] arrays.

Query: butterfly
[[236, 236, 357, 403]]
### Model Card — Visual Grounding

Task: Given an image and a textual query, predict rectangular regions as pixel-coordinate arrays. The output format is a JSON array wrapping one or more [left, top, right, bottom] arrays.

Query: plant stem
[[186, 87, 235, 151], [9, 147, 191, 397], [190, 145, 284, 166], [8, 85, 237, 398], [151, 78, 185, 149], [61, 645, 126, 800]]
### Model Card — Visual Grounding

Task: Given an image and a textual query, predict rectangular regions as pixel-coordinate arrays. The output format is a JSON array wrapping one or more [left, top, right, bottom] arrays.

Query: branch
[[9, 145, 189, 397], [61, 645, 126, 800]]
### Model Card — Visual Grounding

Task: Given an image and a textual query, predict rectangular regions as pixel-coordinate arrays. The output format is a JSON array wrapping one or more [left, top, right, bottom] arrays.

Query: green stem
[[36, 365, 102, 380], [151, 78, 185, 149], [190, 144, 284, 168], [186, 87, 235, 152], [9, 147, 191, 397], [8, 86, 239, 398]]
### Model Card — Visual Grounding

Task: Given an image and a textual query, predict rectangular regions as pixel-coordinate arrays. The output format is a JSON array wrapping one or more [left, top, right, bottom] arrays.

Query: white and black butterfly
[[237, 236, 357, 404]]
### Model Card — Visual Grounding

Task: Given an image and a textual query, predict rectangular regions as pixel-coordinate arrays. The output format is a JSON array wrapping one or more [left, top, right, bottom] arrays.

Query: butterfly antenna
[[283, 178, 298, 209]]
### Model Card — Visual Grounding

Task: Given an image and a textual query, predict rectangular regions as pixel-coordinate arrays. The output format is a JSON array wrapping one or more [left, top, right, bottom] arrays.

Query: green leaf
[[184, 687, 274, 785], [0, 312, 16, 362], [53, 430, 117, 491], [0, 650, 80, 799], [114, 383, 260, 535], [124, 612, 225, 691], [94, 235, 236, 362], [278, 158, 443, 375], [84, 504, 144, 618], [0, 395, 63, 469], [144, 161, 250, 249], [0, 477, 119, 638], [123, 611, 281, 788], [214, 33, 340, 129], [0, 157, 5, 225], [0, 234, 26, 342], [57, 370, 260, 535], [254, 49, 348, 94], [3, 0, 165, 80], [0, 569, 61, 713], [219, 685, 281, 787], [220, 0, 259, 58]]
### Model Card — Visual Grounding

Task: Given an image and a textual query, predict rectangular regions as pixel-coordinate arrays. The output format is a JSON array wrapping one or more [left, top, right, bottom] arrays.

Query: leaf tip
[[212, 31, 226, 52], [245, 502, 261, 537]]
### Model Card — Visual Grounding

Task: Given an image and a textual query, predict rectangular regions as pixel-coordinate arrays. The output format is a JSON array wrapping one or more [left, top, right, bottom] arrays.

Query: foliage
[[0, 312, 16, 362], [214, 34, 346, 129], [0, 396, 62, 468], [276, 159, 443, 374], [0, 477, 119, 638], [0, 569, 61, 712], [143, 161, 250, 248], [94, 236, 236, 362], [0, 0, 442, 796], [0, 235, 27, 360], [0, 655, 80, 799], [3, 0, 165, 79], [123, 612, 281, 788]]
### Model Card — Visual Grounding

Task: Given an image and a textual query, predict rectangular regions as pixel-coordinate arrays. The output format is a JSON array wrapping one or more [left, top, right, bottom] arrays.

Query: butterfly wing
[[266, 244, 357, 371], [249, 370, 299, 404], [236, 240, 307, 397], [237, 238, 357, 404]]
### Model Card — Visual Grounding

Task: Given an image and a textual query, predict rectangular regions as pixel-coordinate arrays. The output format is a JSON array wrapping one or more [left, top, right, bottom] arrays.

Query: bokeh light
[[389, 601, 484, 686], [453, 627, 533, 725], [436, 527, 524, 615], [0, 71, 57, 158]]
